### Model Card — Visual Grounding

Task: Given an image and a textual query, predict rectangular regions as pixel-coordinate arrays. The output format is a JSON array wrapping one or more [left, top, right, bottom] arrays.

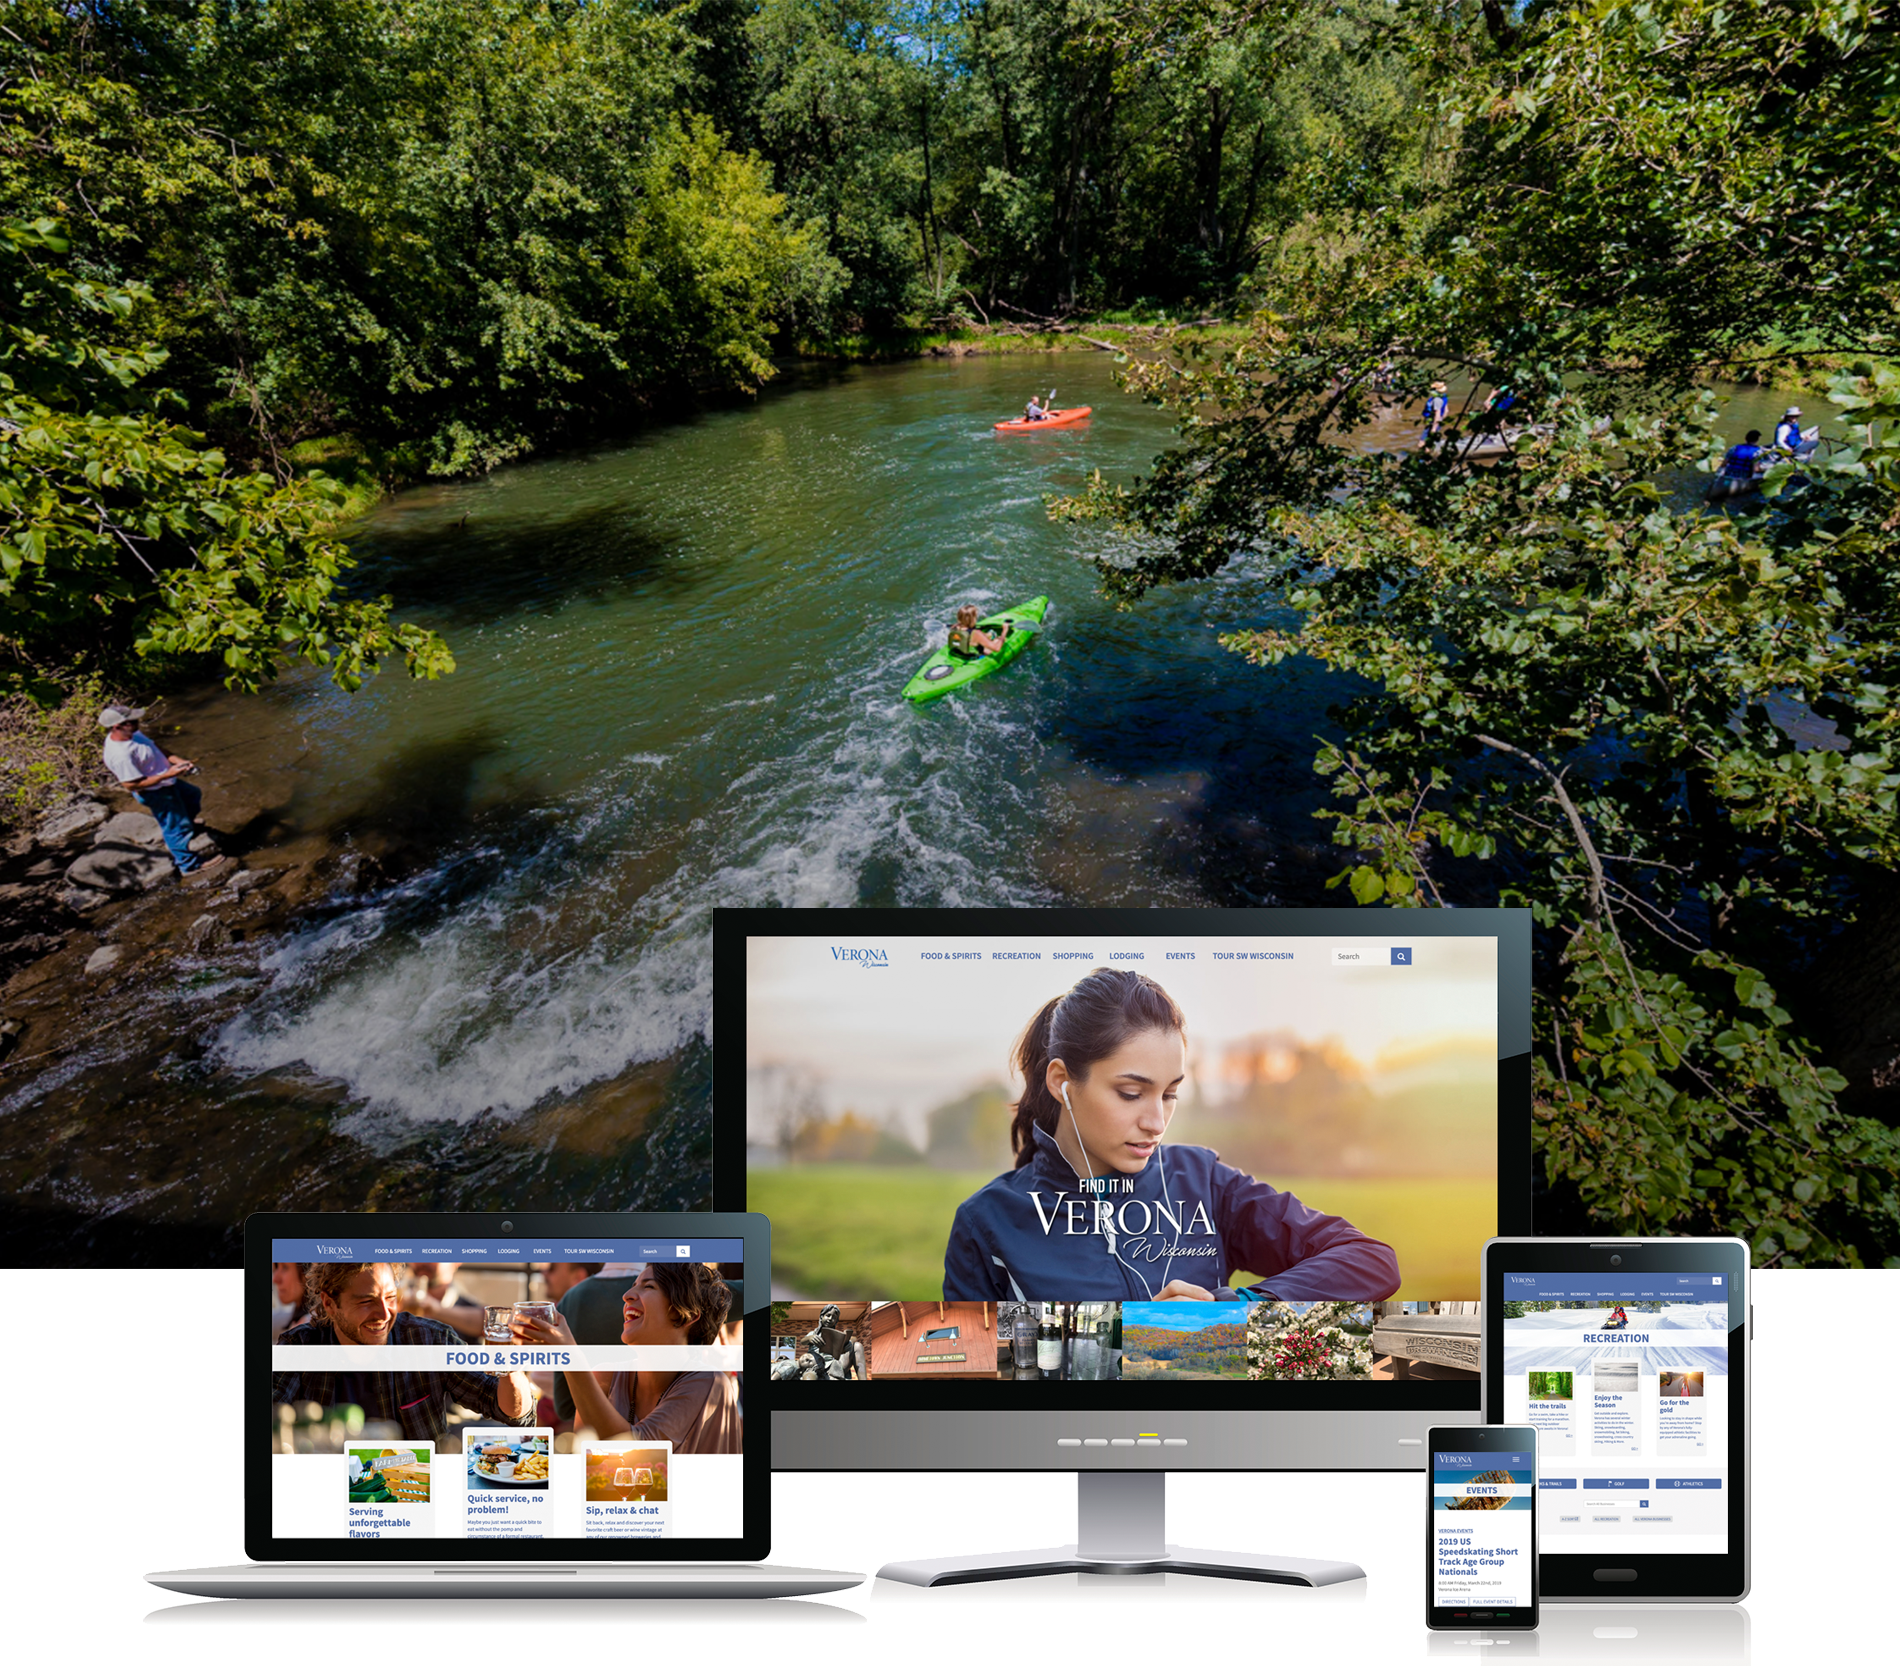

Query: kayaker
[[1023, 395, 1050, 422], [1422, 381, 1450, 441], [949, 604, 1009, 659], [1486, 383, 1517, 417], [1718, 429, 1766, 482]]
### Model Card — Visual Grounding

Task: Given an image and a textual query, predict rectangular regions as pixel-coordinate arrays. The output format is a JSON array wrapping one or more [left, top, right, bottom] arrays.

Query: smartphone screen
[[1427, 1425, 1538, 1629]]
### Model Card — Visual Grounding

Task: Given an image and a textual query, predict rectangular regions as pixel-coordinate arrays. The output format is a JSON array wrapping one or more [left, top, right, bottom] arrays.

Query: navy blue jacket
[[942, 1123, 1401, 1302]]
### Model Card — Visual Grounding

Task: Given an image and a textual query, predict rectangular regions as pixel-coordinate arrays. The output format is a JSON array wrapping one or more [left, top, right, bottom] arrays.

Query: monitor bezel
[[716, 905, 1532, 1414], [247, 1210, 771, 1563]]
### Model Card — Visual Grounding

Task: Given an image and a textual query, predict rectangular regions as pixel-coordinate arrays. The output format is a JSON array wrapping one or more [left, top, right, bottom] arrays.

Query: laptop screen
[[267, 1235, 744, 1544]]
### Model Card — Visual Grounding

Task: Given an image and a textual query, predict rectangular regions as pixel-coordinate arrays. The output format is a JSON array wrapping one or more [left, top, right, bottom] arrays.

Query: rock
[[65, 842, 175, 895], [24, 859, 59, 879], [184, 855, 237, 887], [34, 800, 109, 848], [91, 811, 164, 849], [333, 852, 387, 896], [0, 932, 62, 970], [83, 944, 123, 976], [0, 1017, 23, 1062], [228, 867, 274, 896], [184, 913, 233, 953], [188, 830, 219, 857], [57, 887, 109, 915]]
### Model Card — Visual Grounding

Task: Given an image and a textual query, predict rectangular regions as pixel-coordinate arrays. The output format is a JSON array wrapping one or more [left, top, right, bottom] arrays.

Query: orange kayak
[[994, 405, 1092, 434]]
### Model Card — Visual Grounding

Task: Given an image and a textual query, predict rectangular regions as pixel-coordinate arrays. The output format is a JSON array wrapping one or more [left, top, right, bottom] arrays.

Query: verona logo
[[829, 946, 890, 967]]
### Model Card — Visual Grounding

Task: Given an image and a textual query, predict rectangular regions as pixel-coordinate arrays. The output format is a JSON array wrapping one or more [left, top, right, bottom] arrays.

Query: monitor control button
[[1163, 1438, 1187, 1446], [1082, 1439, 1108, 1447], [1056, 1438, 1081, 1447], [1593, 1569, 1639, 1583], [1137, 1437, 1161, 1447], [1110, 1439, 1135, 1447]]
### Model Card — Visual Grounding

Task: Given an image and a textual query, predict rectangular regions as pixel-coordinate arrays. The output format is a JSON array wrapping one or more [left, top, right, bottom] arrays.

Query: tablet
[[1481, 1237, 1748, 1601]]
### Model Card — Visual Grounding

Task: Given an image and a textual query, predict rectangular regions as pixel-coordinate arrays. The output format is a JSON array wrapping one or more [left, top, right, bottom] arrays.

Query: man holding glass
[[274, 1263, 534, 1444]]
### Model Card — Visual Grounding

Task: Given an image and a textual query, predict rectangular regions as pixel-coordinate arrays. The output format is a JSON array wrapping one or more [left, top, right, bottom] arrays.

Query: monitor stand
[[877, 1470, 1366, 1587]]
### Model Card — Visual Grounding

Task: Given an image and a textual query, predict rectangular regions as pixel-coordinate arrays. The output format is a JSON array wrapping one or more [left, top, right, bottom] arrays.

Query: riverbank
[[794, 315, 1245, 363], [0, 678, 713, 1263]]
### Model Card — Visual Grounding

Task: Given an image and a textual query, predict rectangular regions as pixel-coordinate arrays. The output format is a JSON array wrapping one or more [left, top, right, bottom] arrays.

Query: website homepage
[[1499, 1272, 1731, 1554], [268, 1238, 744, 1541], [1431, 1446, 1534, 1610], [746, 931, 1498, 1386]]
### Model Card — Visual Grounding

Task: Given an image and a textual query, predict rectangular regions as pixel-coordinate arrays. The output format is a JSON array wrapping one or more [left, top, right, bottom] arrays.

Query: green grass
[[750, 1165, 999, 1297], [288, 434, 399, 530], [750, 1166, 1493, 1301]]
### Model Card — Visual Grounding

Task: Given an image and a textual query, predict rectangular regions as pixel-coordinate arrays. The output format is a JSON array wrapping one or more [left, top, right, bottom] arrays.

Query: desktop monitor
[[714, 906, 1532, 1583]]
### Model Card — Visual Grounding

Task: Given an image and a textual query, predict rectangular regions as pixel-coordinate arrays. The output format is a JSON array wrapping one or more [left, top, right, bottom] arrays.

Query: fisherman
[[1422, 381, 1450, 441], [1773, 406, 1814, 456], [949, 604, 1009, 659], [98, 704, 232, 881]]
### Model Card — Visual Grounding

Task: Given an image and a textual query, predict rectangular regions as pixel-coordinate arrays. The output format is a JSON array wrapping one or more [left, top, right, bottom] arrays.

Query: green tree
[[2, 0, 831, 474], [1058, 0, 1900, 1264], [1, 218, 452, 694]]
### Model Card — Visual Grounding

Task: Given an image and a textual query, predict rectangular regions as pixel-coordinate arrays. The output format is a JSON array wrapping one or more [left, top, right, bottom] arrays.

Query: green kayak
[[903, 596, 1050, 704]]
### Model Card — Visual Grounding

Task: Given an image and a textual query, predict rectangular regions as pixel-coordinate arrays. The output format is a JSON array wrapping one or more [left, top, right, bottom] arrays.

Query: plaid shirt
[[272, 1313, 533, 1443]]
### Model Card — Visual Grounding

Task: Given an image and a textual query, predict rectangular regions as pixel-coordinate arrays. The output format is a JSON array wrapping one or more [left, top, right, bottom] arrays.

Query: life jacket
[[949, 623, 980, 657], [1774, 420, 1804, 450], [1721, 443, 1763, 478]]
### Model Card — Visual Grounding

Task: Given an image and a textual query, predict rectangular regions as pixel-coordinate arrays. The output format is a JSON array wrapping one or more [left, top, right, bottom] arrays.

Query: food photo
[[346, 1446, 431, 1504], [466, 1433, 551, 1488]]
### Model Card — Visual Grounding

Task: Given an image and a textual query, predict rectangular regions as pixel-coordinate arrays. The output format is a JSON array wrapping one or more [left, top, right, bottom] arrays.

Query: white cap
[[97, 705, 146, 728], [1784, 406, 1802, 416]]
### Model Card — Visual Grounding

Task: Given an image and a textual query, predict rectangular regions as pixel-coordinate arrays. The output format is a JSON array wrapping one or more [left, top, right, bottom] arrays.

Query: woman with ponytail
[[941, 967, 1400, 1303]]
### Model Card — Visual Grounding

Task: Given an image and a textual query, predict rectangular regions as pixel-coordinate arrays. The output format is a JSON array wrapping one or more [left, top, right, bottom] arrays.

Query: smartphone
[[1427, 1423, 1539, 1631]]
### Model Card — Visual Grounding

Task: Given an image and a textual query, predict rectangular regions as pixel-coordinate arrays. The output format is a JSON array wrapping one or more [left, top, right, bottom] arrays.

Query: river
[[0, 355, 1845, 1262]]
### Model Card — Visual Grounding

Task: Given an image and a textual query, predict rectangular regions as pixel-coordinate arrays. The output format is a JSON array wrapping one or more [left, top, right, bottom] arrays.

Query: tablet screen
[[1498, 1269, 1730, 1556]]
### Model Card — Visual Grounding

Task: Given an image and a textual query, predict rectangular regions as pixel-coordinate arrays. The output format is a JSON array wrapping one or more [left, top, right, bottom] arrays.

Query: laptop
[[148, 1210, 860, 1599]]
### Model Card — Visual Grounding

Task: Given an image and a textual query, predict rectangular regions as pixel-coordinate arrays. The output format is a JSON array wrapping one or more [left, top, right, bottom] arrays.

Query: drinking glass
[[613, 1468, 635, 1488], [483, 1306, 513, 1344], [513, 1300, 558, 1333]]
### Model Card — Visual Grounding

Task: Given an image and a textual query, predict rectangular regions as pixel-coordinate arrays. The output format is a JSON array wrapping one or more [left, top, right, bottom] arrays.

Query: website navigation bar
[[271, 1237, 744, 1263], [1504, 1273, 1726, 1302]]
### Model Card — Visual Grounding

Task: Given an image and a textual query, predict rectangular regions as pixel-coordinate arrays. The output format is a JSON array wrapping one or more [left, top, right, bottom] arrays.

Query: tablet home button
[[1593, 1568, 1639, 1583]]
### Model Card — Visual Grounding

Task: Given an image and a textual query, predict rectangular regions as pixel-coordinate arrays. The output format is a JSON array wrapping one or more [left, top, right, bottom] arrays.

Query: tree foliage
[[1059, 0, 1900, 1263], [3, 0, 833, 474], [747, 0, 1424, 324], [1, 218, 452, 695]]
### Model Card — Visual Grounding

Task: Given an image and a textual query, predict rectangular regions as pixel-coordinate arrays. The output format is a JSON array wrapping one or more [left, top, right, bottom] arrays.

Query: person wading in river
[[98, 705, 233, 882]]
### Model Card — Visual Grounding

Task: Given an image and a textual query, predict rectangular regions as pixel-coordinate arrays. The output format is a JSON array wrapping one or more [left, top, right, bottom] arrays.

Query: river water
[[1, 355, 1844, 1261]]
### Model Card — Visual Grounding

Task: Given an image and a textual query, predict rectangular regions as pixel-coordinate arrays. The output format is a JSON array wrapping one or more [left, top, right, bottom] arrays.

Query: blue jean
[[136, 780, 203, 874]]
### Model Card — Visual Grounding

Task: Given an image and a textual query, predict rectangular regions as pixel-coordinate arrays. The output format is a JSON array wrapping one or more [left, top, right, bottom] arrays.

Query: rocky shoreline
[[0, 767, 394, 1079]]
